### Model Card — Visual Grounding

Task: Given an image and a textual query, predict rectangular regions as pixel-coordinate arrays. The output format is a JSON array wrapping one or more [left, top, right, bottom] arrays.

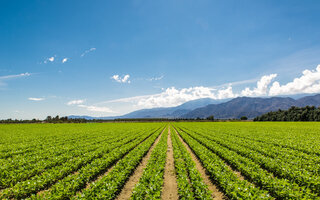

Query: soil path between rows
[[161, 126, 179, 200], [115, 127, 166, 200], [173, 127, 226, 200]]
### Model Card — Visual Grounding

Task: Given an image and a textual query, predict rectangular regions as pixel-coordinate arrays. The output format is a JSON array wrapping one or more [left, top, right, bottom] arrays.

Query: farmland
[[1, 122, 320, 199]]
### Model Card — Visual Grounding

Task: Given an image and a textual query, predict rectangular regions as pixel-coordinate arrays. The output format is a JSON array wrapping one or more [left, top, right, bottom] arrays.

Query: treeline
[[0, 115, 245, 124], [254, 106, 320, 121], [0, 116, 89, 124], [0, 116, 179, 124]]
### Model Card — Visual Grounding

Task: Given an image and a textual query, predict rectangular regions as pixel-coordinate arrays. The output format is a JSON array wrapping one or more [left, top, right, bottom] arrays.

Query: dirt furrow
[[116, 127, 166, 200], [161, 127, 179, 200], [173, 127, 226, 200]]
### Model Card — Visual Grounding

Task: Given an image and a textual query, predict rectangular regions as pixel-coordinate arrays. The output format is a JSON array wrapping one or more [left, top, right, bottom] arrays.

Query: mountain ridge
[[69, 94, 320, 120], [182, 94, 320, 119]]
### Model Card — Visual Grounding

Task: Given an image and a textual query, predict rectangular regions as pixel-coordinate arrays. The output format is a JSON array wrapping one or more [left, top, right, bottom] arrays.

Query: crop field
[[1, 122, 320, 199]]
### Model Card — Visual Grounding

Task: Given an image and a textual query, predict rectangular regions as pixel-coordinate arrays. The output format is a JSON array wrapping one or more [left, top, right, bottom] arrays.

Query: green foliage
[[74, 127, 164, 199], [171, 128, 212, 199], [173, 126, 272, 199], [131, 127, 168, 199], [240, 116, 247, 120], [254, 106, 320, 121], [206, 115, 214, 121], [174, 122, 320, 199], [0, 123, 164, 199], [2, 122, 320, 199]]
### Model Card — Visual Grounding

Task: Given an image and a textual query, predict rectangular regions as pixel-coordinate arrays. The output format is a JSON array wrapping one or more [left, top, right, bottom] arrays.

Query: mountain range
[[69, 94, 320, 120]]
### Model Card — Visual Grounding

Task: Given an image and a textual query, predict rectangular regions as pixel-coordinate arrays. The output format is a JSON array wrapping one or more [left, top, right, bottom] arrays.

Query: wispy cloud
[[67, 99, 114, 113], [67, 99, 85, 105], [0, 72, 31, 80], [62, 58, 69, 63], [28, 97, 45, 101], [147, 75, 164, 81], [111, 74, 131, 83], [81, 48, 96, 57], [0, 72, 31, 88], [78, 105, 115, 113]]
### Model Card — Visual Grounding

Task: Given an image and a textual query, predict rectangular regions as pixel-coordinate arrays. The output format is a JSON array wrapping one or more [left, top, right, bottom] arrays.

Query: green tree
[[240, 116, 248, 120], [206, 115, 214, 121]]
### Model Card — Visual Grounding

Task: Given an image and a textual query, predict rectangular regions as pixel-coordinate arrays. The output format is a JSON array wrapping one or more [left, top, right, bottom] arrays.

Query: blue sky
[[1, 0, 320, 119]]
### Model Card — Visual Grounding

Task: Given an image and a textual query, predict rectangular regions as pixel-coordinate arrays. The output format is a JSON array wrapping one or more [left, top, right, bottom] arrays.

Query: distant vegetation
[[0, 116, 179, 123], [254, 106, 320, 121], [0, 116, 87, 124]]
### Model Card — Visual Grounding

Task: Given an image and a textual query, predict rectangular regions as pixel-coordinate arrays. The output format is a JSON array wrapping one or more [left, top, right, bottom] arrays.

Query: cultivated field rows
[[1, 122, 320, 199]]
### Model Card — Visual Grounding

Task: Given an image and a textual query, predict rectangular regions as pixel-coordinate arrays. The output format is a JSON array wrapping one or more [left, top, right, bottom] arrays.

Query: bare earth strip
[[161, 127, 179, 200], [116, 127, 166, 200], [173, 127, 226, 200]]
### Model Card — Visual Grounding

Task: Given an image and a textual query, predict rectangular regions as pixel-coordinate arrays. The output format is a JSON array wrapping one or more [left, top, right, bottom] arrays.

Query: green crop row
[[0, 129, 138, 189], [177, 126, 319, 199], [0, 128, 158, 199], [171, 128, 194, 199], [183, 124, 320, 173], [186, 126, 320, 195], [29, 127, 163, 200], [1, 129, 127, 172], [74, 127, 165, 199], [173, 126, 272, 199], [171, 127, 212, 200], [131, 126, 168, 199]]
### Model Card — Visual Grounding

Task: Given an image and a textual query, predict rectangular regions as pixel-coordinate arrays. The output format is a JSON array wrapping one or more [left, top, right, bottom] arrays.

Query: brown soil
[[161, 127, 179, 200], [173, 127, 226, 200], [115, 128, 166, 200]]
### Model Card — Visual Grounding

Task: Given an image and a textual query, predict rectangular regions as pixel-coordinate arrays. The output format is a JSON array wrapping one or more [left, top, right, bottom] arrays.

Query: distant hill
[[69, 98, 227, 119], [182, 94, 320, 119], [69, 94, 320, 120], [120, 98, 227, 118]]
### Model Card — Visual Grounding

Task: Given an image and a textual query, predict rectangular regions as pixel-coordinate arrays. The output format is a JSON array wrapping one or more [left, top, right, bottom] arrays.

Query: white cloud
[[43, 56, 55, 64], [241, 74, 277, 96], [0, 72, 31, 88], [81, 48, 96, 57], [217, 86, 236, 99], [136, 86, 217, 108], [28, 97, 45, 101], [147, 75, 164, 81], [98, 85, 236, 109], [93, 64, 320, 112], [67, 98, 114, 113], [269, 64, 320, 95], [62, 58, 69, 63], [0, 72, 31, 80], [67, 99, 85, 105], [111, 74, 131, 83], [78, 105, 115, 113]]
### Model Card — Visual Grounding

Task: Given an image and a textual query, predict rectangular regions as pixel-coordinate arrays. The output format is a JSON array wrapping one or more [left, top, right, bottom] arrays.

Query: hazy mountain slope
[[69, 98, 222, 119], [69, 94, 320, 120], [120, 98, 224, 118], [182, 94, 320, 119]]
